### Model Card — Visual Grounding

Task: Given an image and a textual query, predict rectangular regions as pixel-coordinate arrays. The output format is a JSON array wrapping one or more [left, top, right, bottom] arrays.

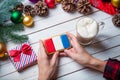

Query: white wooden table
[[1, 0, 120, 80]]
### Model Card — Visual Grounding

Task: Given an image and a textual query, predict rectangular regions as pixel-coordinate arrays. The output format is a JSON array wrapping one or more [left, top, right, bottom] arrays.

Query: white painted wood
[[20, 6, 99, 35], [0, 10, 112, 66], [2, 45, 119, 80], [58, 56, 120, 80], [0, 0, 120, 80], [2, 15, 119, 68], [1, 33, 120, 79], [0, 0, 111, 66]]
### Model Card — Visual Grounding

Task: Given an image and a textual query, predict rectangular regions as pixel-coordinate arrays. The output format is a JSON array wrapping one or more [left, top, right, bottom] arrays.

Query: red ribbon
[[9, 44, 32, 62]]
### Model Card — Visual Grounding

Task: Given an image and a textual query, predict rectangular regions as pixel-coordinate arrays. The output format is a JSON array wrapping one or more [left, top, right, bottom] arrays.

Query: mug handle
[[98, 22, 105, 30]]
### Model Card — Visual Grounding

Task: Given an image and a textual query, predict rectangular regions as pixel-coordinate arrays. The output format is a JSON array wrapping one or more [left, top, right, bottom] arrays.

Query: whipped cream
[[77, 17, 98, 38]]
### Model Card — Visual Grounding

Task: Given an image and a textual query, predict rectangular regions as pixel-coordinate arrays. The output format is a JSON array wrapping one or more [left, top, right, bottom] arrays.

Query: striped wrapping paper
[[8, 42, 37, 72]]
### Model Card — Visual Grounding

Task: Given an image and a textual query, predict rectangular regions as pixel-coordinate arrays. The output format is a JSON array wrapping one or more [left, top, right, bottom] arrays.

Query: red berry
[[45, 0, 56, 8]]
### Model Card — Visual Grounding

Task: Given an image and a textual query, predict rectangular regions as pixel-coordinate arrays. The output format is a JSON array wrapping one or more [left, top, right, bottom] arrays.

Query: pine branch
[[0, 0, 21, 24], [9, 33, 28, 43], [0, 23, 28, 43], [0, 0, 21, 10], [0, 11, 11, 24], [1, 23, 24, 32], [0, 0, 29, 44], [0, 34, 7, 43]]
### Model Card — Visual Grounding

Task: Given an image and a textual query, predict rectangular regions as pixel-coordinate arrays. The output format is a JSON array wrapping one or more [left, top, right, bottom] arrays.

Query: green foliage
[[0, 0, 21, 25], [0, 23, 28, 43], [0, 0, 28, 43]]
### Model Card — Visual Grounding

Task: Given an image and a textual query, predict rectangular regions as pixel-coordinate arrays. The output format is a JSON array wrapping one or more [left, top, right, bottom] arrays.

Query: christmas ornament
[[61, 0, 76, 13], [0, 42, 7, 59], [24, 5, 36, 16], [77, 0, 92, 15], [102, 0, 111, 2], [29, 0, 40, 3], [34, 1, 49, 16], [112, 14, 120, 27], [56, 0, 62, 3], [111, 0, 120, 8], [23, 15, 34, 27], [11, 10, 23, 24], [0, 53, 5, 58], [0, 43, 4, 53], [0, 0, 29, 58], [13, 3, 24, 12], [45, 0, 56, 8]]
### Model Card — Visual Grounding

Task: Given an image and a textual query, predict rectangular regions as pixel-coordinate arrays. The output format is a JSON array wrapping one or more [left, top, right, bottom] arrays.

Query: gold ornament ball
[[0, 42, 7, 58], [23, 15, 34, 27], [0, 52, 5, 58], [0, 43, 4, 53], [0, 42, 6, 53], [111, 0, 120, 8], [56, 0, 62, 3]]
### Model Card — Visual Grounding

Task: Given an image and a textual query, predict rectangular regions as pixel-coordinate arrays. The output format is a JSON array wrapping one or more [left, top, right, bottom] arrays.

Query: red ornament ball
[[45, 0, 56, 8]]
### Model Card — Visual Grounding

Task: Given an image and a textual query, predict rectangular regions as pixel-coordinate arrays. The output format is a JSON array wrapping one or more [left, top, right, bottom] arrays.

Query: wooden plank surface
[[0, 0, 120, 80]]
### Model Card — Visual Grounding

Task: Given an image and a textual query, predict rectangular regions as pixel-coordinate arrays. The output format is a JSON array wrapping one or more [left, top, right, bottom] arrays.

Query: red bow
[[9, 44, 32, 62]]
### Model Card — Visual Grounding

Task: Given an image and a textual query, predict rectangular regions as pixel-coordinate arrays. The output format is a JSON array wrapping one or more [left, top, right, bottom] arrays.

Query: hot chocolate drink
[[76, 17, 99, 45]]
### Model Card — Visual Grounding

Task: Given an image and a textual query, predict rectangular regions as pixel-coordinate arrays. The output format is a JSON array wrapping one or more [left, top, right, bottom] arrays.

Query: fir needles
[[0, 23, 28, 43], [0, 0, 28, 43]]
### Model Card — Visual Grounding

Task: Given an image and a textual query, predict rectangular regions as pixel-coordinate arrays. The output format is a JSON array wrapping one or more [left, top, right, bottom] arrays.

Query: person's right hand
[[60, 33, 106, 72], [60, 32, 93, 65]]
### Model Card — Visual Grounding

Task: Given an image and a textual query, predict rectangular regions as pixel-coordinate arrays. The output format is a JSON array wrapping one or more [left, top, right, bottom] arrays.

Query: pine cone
[[77, 0, 92, 15], [23, 5, 36, 16], [13, 3, 24, 12], [112, 14, 120, 27], [61, 0, 76, 13], [34, 1, 49, 16]]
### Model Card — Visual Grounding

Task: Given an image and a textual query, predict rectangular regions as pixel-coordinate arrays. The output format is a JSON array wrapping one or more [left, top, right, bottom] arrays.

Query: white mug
[[76, 17, 104, 46]]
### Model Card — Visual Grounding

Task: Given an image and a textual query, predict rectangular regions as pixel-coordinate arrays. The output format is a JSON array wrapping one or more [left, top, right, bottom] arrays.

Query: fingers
[[66, 32, 77, 42], [64, 49, 73, 57], [66, 32, 80, 48], [51, 52, 59, 66], [38, 40, 48, 58], [59, 52, 68, 57]]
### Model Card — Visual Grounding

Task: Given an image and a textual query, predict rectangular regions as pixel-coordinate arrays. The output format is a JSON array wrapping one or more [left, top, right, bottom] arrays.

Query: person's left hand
[[37, 40, 59, 80]]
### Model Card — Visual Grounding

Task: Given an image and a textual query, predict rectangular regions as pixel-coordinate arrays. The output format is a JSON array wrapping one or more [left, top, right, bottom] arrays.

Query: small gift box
[[89, 0, 119, 15], [43, 34, 71, 55], [8, 42, 37, 72]]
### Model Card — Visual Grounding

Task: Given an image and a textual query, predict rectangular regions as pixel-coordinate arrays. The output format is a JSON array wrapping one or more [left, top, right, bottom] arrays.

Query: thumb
[[51, 52, 59, 66]]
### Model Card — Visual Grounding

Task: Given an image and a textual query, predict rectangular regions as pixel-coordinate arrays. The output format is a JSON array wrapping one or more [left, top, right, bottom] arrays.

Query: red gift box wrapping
[[89, 0, 119, 15], [8, 42, 37, 72]]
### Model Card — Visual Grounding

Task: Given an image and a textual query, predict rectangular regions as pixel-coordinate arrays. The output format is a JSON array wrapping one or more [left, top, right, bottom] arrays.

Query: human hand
[[60, 33, 93, 65], [37, 40, 59, 80], [60, 33, 106, 72]]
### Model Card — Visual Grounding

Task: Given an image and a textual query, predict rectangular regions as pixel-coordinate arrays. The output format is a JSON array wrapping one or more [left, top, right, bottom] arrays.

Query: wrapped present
[[89, 0, 119, 15], [43, 34, 71, 55], [8, 42, 37, 72]]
